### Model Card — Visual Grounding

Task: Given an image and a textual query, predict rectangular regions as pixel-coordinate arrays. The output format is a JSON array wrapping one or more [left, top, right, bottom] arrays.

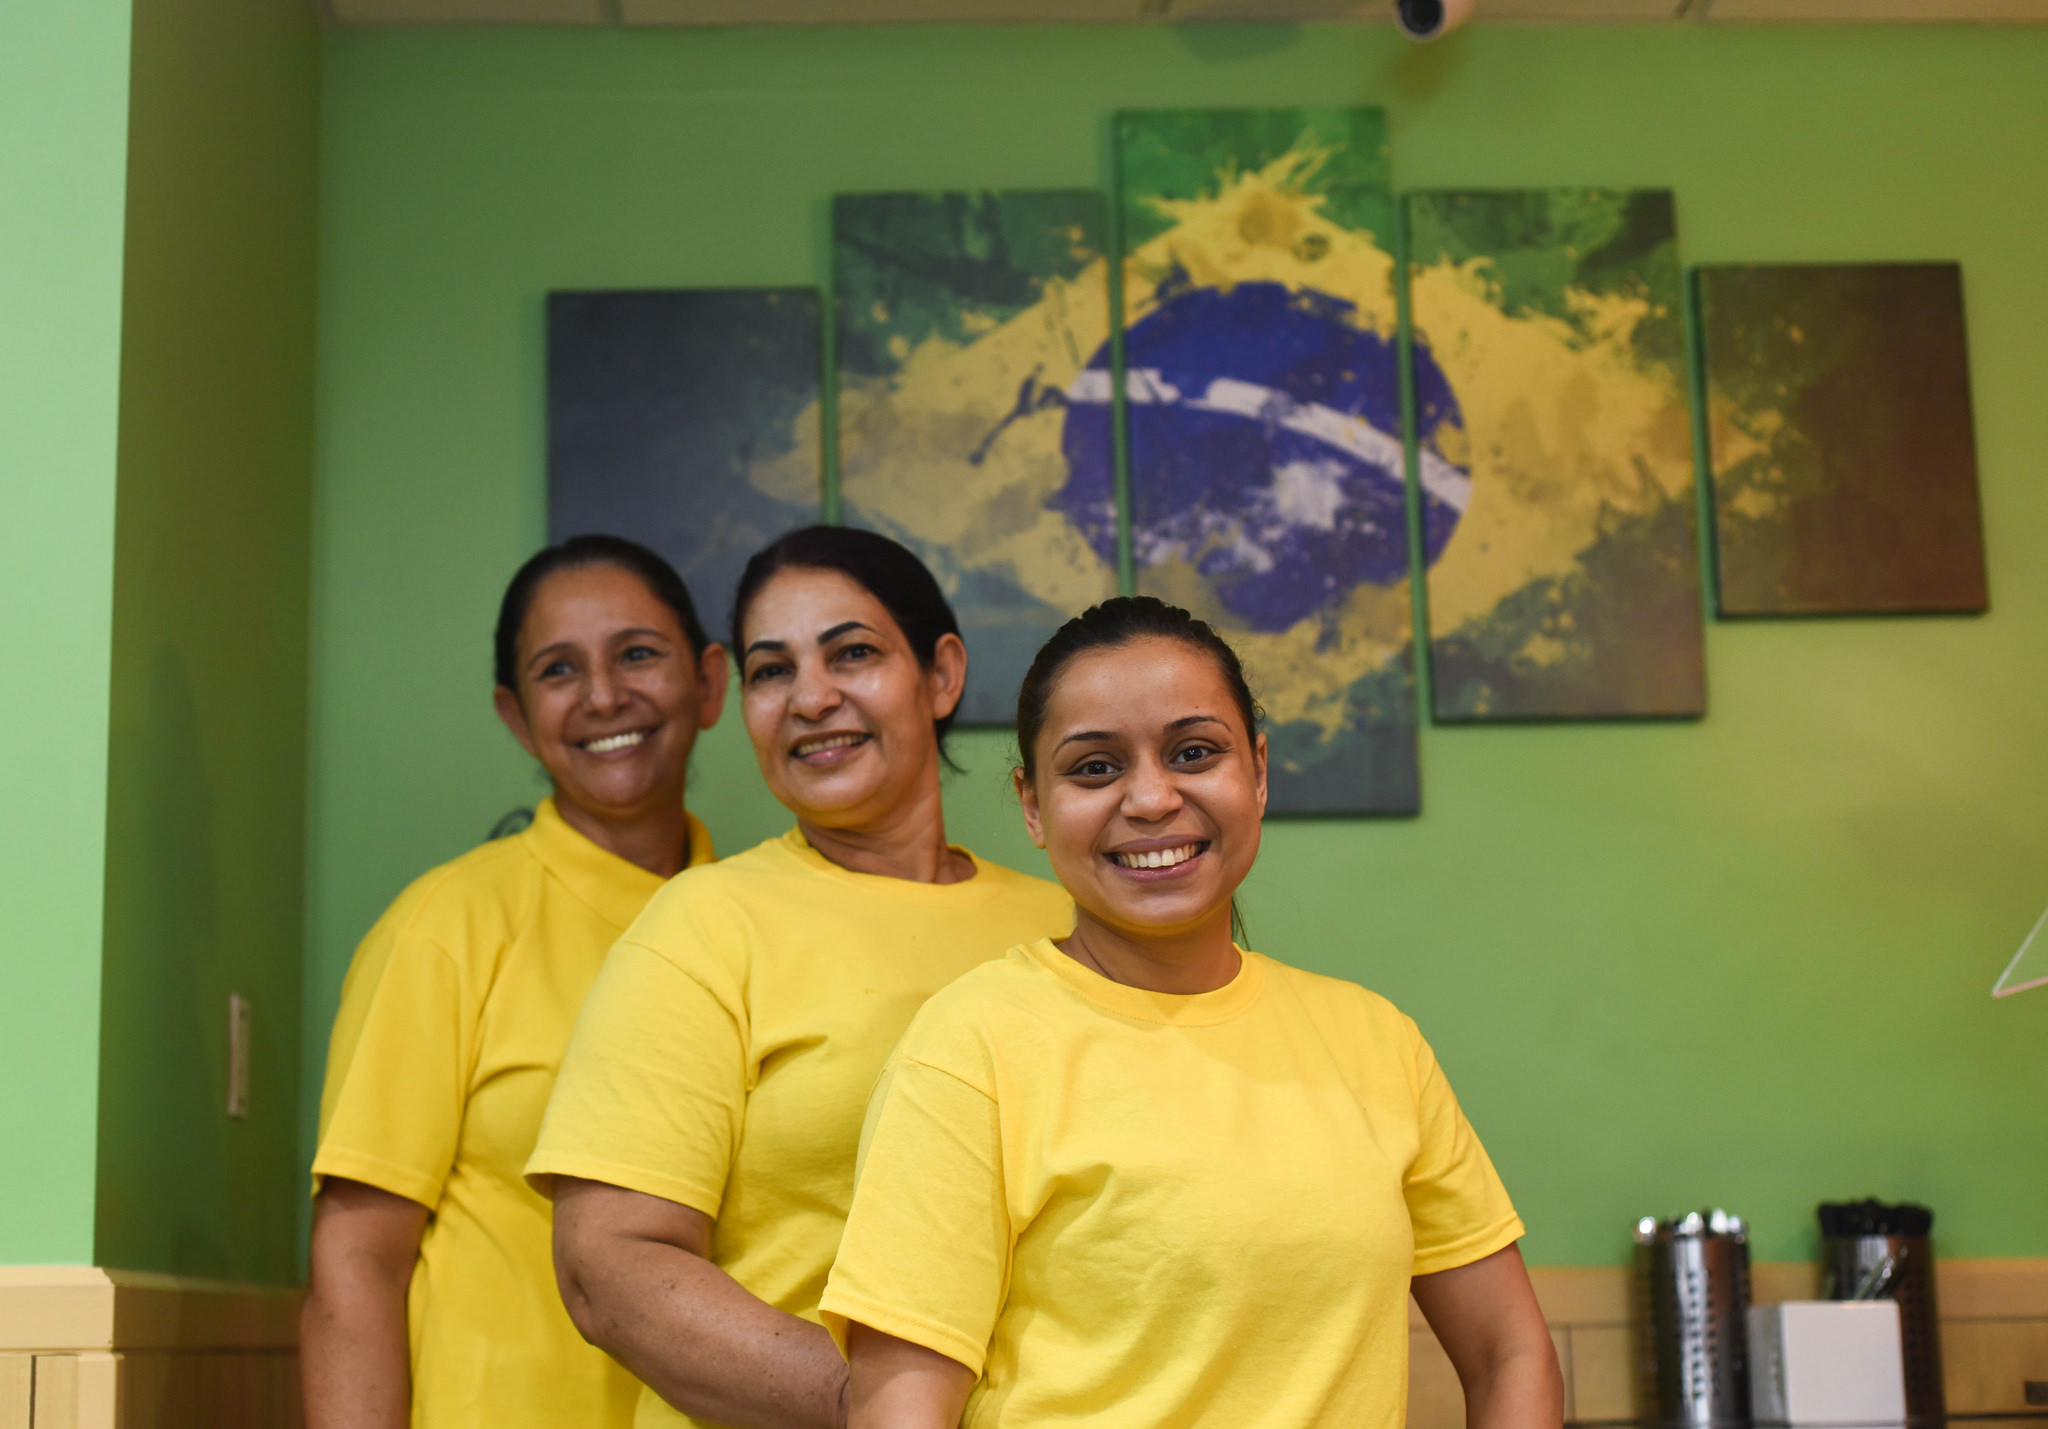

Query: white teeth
[[584, 730, 647, 753], [1113, 844, 1200, 870], [796, 733, 866, 757]]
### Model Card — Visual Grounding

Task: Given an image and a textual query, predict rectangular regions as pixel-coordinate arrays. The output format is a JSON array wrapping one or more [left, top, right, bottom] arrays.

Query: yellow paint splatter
[[1410, 258, 1694, 654], [833, 260, 1118, 616]]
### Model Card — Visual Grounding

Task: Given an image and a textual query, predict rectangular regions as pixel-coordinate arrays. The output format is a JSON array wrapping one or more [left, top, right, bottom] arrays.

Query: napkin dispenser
[[1747, 1300, 1906, 1427]]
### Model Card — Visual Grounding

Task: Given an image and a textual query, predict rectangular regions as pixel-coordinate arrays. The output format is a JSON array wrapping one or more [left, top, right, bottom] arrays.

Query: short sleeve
[[1402, 1020, 1525, 1277], [819, 1057, 1009, 1375], [524, 937, 746, 1217], [313, 922, 473, 1210]]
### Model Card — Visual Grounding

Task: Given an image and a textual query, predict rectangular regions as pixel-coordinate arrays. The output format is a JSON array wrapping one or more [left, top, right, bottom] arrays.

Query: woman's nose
[[585, 668, 628, 714], [1122, 758, 1182, 820], [788, 660, 840, 720]]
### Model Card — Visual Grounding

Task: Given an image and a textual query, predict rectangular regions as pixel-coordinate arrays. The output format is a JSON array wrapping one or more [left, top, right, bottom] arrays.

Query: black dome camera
[[1395, 0, 1473, 40]]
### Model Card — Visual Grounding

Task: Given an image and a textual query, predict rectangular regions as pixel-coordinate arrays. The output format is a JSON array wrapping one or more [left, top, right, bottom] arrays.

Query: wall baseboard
[[0, 1269, 299, 1429], [1409, 1257, 2048, 1427]]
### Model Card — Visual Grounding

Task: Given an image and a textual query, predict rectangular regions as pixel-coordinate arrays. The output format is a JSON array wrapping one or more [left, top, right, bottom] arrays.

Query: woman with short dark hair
[[824, 596, 1563, 1429], [302, 534, 728, 1429], [529, 526, 1071, 1429]]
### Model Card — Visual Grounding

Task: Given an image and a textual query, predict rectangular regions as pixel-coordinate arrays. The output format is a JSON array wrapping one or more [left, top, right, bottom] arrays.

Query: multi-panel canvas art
[[543, 114, 1989, 818], [1405, 189, 1706, 721], [1106, 108, 1423, 815], [835, 191, 1119, 726], [1695, 263, 1987, 616], [547, 288, 822, 644]]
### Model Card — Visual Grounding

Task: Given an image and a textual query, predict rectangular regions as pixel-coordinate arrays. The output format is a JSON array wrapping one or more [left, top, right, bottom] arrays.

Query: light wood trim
[[1940, 1257, 2048, 1320], [28, 1354, 118, 1429], [104, 1271, 298, 1352], [1, 1355, 32, 1429], [0, 1269, 299, 1354], [0, 1272, 113, 1356]]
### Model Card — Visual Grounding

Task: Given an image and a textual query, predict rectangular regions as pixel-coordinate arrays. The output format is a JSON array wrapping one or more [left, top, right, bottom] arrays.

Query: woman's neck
[[1060, 905, 1240, 995], [797, 771, 974, 885], [553, 789, 692, 879]]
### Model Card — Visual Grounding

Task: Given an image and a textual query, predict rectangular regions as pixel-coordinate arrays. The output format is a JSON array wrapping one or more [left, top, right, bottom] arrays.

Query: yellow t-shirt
[[525, 829, 1072, 1429], [313, 797, 713, 1429], [821, 937, 1525, 1429]]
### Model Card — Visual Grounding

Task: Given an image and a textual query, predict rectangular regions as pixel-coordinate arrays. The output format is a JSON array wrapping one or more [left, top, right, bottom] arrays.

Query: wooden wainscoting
[[0, 1268, 300, 1429], [1408, 1258, 2048, 1427]]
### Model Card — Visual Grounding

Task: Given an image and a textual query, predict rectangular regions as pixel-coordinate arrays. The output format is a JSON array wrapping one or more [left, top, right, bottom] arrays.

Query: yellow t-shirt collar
[[526, 795, 714, 930], [1019, 935, 1265, 1026]]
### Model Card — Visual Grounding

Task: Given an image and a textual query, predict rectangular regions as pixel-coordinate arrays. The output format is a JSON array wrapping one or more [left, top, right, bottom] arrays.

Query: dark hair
[[493, 534, 711, 690], [730, 525, 965, 751], [1015, 596, 1262, 781]]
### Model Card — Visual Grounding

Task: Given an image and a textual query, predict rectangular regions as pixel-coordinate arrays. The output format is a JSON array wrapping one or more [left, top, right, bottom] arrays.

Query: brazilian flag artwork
[[1098, 108, 1425, 816], [1405, 190, 1707, 721], [835, 191, 1120, 726], [546, 288, 823, 645], [1696, 262, 1987, 617]]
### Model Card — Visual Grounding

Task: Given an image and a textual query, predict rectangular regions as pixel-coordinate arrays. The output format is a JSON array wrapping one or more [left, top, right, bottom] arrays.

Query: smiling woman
[[820, 596, 1565, 1429], [301, 534, 727, 1429], [526, 526, 1072, 1429]]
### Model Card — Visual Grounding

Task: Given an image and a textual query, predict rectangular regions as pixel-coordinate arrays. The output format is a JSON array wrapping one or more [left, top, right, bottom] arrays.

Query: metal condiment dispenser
[[1637, 1209, 1754, 1428]]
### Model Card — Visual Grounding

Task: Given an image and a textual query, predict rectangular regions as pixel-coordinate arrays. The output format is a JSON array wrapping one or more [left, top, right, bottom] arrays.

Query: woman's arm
[[552, 1176, 851, 1429], [1409, 1243, 1564, 1429], [301, 1177, 431, 1429], [846, 1323, 976, 1429]]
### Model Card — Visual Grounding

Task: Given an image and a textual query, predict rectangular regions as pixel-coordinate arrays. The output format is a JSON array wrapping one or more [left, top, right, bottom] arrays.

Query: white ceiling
[[324, 0, 2048, 24]]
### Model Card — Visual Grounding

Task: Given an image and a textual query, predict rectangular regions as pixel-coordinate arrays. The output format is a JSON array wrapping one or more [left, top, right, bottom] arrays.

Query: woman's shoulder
[[1258, 953, 1417, 1036], [965, 855, 1074, 918], [366, 830, 541, 949], [889, 942, 1074, 1066]]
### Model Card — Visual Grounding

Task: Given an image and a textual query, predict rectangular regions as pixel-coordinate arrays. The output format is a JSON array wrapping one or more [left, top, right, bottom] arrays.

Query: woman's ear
[[1013, 766, 1047, 850], [927, 632, 968, 722], [695, 643, 731, 729], [1252, 731, 1269, 817], [493, 684, 540, 760]]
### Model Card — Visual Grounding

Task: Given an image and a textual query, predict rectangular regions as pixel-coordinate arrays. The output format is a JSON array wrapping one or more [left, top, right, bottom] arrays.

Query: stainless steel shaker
[[1637, 1210, 1753, 1428]]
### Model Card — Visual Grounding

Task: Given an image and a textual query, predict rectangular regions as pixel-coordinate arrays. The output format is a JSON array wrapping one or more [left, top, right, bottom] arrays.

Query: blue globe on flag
[[1057, 279, 1468, 634]]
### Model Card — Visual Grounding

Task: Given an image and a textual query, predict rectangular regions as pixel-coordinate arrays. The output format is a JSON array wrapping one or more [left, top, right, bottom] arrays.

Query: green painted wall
[[309, 23, 2048, 1267], [94, 0, 322, 1287], [0, 2, 135, 1267]]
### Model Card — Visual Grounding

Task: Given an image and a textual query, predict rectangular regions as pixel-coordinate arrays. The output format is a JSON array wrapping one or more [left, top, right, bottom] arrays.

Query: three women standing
[[527, 526, 1071, 1429], [302, 536, 729, 1429]]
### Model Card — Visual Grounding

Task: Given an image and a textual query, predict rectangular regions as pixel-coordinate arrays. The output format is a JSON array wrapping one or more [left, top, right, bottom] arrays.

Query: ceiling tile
[[332, 0, 603, 21], [622, 0, 1148, 21], [1706, 0, 2048, 16], [1480, 0, 1681, 16]]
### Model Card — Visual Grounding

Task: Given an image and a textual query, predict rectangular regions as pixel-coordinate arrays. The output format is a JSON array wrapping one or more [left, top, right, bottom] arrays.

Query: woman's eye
[[834, 642, 878, 662], [540, 660, 575, 680], [747, 661, 791, 685], [1071, 758, 1118, 779], [621, 644, 663, 664], [1173, 742, 1219, 764]]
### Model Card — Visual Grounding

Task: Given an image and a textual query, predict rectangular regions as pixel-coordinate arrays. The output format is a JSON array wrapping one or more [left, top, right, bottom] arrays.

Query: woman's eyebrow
[[818, 620, 875, 644], [1053, 729, 1117, 754]]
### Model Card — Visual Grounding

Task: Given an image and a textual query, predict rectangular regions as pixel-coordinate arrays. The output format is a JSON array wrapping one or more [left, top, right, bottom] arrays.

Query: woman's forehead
[[744, 566, 894, 643], [1044, 638, 1237, 727], [524, 564, 670, 638]]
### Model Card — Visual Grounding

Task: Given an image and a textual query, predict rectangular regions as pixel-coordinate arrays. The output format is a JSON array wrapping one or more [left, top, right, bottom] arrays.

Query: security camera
[[1394, 0, 1473, 40]]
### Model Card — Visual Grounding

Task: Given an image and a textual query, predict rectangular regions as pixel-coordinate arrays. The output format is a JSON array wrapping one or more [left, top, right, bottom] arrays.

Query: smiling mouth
[[1108, 841, 1209, 871], [580, 729, 650, 754], [792, 732, 871, 759]]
